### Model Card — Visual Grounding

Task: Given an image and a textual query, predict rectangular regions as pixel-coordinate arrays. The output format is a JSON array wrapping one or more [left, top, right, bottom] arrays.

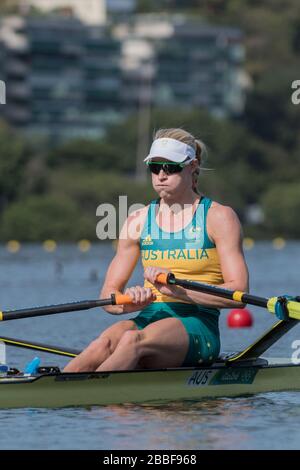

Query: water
[[0, 242, 299, 450]]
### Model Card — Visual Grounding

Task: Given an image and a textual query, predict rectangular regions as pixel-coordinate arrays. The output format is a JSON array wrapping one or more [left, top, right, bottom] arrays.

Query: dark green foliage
[[0, 122, 32, 209], [0, 1, 300, 239], [0, 195, 80, 241], [262, 184, 300, 238]]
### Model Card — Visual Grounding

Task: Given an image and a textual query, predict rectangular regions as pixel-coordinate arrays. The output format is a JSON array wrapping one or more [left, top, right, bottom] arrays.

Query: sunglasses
[[147, 161, 186, 175]]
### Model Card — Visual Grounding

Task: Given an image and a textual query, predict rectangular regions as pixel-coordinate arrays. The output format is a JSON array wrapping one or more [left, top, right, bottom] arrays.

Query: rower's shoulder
[[207, 202, 242, 235], [209, 201, 240, 220]]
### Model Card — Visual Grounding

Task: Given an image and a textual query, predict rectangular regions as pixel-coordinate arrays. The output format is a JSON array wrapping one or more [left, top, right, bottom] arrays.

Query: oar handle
[[112, 293, 134, 305], [155, 273, 175, 284]]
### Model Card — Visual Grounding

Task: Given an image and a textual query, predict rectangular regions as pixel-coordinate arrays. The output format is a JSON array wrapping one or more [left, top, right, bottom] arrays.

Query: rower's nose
[[157, 169, 167, 179]]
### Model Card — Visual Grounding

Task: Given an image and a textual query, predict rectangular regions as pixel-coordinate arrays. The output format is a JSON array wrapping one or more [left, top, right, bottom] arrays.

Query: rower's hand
[[144, 267, 187, 300], [124, 286, 156, 309]]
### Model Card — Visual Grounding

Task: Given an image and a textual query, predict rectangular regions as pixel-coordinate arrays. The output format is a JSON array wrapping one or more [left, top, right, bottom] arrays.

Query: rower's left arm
[[180, 205, 249, 308]]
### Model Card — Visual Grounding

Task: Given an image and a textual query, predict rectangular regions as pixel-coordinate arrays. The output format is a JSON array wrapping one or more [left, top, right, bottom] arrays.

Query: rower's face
[[150, 158, 195, 198]]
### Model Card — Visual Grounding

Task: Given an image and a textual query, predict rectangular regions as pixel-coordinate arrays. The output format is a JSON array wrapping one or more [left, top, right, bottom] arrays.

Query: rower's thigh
[[138, 317, 189, 368], [98, 320, 138, 351]]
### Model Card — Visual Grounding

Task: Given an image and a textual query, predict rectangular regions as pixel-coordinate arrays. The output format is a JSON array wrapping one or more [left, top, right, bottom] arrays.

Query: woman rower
[[64, 128, 249, 372]]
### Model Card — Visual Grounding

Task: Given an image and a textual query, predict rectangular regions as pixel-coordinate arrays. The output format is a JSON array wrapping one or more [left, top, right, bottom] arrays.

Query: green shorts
[[132, 302, 220, 367]]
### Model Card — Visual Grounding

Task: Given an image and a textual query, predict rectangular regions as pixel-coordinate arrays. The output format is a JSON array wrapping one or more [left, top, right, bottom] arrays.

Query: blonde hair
[[153, 128, 207, 194]]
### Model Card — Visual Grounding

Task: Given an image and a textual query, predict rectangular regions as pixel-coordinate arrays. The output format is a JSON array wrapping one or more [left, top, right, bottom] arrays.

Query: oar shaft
[[156, 273, 300, 320], [171, 277, 268, 308], [0, 299, 111, 321], [0, 293, 133, 322]]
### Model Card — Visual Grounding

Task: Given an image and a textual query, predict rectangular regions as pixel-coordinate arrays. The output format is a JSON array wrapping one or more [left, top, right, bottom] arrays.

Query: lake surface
[[0, 242, 299, 450]]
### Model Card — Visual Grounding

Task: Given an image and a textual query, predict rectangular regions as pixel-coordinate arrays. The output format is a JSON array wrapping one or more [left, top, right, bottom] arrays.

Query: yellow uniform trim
[[0, 312, 3, 321]]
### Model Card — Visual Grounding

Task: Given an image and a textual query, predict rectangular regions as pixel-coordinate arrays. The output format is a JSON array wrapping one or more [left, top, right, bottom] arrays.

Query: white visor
[[144, 138, 196, 163]]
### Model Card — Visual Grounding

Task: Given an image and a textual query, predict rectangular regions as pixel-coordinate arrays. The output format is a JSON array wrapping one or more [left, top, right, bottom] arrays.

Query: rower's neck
[[160, 193, 201, 211]]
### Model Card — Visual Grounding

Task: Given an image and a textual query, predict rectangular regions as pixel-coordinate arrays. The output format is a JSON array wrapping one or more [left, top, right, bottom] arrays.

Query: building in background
[[118, 14, 249, 118], [0, 15, 122, 140], [0, 10, 249, 142], [106, 0, 136, 16], [20, 0, 106, 25], [20, 0, 137, 22], [0, 16, 30, 126]]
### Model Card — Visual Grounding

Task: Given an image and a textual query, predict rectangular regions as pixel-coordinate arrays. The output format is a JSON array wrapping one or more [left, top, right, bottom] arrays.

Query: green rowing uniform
[[132, 197, 223, 366]]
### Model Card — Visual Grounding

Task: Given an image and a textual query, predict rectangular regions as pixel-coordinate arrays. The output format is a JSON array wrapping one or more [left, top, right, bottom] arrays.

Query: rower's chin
[[155, 187, 173, 198]]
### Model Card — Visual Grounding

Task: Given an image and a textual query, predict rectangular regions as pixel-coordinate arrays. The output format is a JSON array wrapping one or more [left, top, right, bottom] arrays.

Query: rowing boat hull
[[0, 360, 299, 409]]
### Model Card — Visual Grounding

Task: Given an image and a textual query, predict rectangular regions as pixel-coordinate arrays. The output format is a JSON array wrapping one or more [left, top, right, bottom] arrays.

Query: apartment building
[[0, 12, 248, 141], [0, 15, 122, 140], [119, 15, 248, 117]]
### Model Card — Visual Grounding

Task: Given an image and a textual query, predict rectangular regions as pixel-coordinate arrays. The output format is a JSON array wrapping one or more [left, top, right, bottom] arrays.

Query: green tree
[[0, 195, 82, 241], [0, 121, 32, 210], [245, 66, 300, 151], [48, 169, 154, 212], [261, 183, 300, 238], [47, 139, 117, 171]]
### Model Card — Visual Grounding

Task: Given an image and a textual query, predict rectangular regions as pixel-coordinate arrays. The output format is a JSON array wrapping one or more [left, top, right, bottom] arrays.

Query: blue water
[[0, 242, 299, 450]]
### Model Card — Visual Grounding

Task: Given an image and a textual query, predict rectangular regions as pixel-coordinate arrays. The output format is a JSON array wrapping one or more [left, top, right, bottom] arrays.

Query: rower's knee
[[118, 330, 144, 354], [89, 335, 112, 357]]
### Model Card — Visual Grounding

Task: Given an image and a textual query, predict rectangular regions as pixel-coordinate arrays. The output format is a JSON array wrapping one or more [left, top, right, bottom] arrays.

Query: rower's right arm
[[100, 207, 155, 314]]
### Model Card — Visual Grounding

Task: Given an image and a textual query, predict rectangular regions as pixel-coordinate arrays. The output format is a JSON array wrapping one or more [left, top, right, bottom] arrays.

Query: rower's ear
[[190, 160, 199, 171]]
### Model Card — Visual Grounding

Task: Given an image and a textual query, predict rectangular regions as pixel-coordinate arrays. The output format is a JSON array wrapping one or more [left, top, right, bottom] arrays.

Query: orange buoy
[[227, 308, 253, 328]]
